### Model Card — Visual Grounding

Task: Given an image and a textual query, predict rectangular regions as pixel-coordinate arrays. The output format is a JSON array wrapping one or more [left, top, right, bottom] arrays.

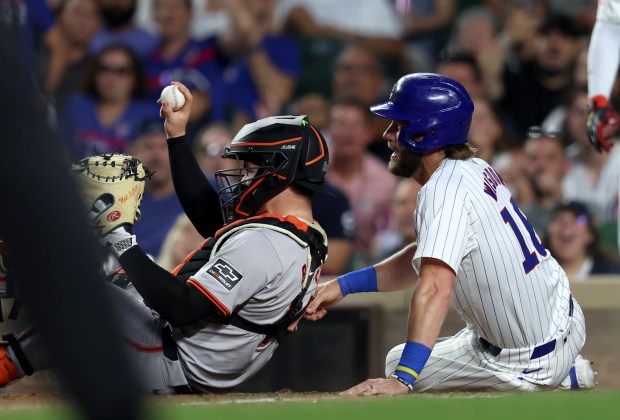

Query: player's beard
[[388, 148, 421, 178]]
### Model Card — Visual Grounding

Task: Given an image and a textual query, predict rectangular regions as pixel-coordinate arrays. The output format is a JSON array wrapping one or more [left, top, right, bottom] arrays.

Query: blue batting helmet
[[370, 73, 474, 153]]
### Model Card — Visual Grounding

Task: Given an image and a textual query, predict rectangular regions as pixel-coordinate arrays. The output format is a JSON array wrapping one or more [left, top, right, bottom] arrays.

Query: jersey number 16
[[500, 198, 547, 274]]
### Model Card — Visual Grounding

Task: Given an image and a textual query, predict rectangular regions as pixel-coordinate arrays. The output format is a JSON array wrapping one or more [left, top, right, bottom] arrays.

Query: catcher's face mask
[[216, 151, 291, 224], [215, 115, 330, 224]]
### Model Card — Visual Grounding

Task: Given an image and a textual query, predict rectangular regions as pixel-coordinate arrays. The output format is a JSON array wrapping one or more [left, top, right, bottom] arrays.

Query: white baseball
[[160, 85, 185, 111]]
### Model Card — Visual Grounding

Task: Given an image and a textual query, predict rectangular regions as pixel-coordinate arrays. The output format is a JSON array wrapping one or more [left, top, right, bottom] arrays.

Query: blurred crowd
[[7, 0, 620, 281]]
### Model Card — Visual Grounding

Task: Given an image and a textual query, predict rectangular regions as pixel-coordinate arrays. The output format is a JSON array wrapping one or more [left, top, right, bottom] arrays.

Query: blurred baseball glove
[[586, 95, 619, 153], [71, 153, 152, 237]]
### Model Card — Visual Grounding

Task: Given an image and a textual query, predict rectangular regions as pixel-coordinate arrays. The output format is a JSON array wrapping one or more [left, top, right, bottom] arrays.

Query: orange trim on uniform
[[273, 214, 308, 233], [233, 136, 301, 147], [183, 249, 198, 264], [221, 213, 309, 234], [234, 176, 269, 217], [214, 212, 280, 236], [170, 237, 212, 276], [125, 338, 163, 353], [187, 277, 231, 317], [235, 174, 287, 217], [170, 263, 183, 276], [305, 125, 325, 166]]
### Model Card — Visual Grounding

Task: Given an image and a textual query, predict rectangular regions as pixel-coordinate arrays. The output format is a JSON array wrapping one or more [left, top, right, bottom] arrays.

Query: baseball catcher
[[1, 82, 329, 394]]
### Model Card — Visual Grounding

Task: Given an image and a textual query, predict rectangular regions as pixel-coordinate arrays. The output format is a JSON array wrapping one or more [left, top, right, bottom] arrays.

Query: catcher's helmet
[[371, 73, 474, 153], [215, 115, 329, 223]]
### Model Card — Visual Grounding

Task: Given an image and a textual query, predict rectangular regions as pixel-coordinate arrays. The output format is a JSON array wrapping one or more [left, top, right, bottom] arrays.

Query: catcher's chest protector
[[172, 214, 328, 341]]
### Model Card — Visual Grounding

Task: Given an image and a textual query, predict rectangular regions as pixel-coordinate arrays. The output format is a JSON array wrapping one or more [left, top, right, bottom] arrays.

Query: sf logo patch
[[207, 258, 243, 291]]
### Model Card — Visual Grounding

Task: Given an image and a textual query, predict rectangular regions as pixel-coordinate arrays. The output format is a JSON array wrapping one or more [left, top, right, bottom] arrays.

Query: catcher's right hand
[[71, 153, 152, 237], [159, 81, 192, 139], [586, 95, 619, 153]]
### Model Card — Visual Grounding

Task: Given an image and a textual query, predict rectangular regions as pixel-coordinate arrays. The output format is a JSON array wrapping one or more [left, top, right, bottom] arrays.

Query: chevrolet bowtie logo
[[207, 258, 244, 291], [213, 262, 239, 282]]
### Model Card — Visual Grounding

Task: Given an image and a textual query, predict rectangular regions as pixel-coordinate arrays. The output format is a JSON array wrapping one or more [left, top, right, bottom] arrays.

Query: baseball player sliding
[[307, 73, 596, 395], [1, 83, 330, 393]]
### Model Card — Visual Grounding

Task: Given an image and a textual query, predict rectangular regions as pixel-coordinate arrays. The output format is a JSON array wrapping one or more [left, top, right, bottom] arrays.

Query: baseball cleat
[[559, 355, 597, 390]]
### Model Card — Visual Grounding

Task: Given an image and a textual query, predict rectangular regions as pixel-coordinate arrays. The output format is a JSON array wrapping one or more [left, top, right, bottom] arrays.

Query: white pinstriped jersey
[[597, 0, 620, 25], [412, 158, 573, 350]]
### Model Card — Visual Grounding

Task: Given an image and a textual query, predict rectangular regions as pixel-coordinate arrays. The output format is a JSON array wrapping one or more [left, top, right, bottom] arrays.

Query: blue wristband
[[337, 266, 378, 296], [392, 342, 432, 388]]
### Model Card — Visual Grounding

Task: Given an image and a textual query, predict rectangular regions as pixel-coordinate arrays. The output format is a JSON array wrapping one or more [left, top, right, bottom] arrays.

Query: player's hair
[[81, 44, 150, 100], [442, 143, 477, 160]]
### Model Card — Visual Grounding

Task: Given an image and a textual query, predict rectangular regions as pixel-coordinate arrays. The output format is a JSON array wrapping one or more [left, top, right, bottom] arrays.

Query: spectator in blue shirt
[[145, 0, 228, 140], [58, 44, 159, 158], [219, 0, 300, 129], [90, 0, 158, 60]]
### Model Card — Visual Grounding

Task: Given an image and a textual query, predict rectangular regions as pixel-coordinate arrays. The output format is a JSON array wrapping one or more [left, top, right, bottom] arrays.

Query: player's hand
[[586, 95, 619, 153], [304, 279, 344, 321], [340, 377, 409, 397], [159, 81, 193, 139]]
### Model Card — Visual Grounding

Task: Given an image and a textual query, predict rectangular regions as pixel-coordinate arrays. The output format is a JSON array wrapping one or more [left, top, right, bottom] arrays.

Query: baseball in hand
[[160, 85, 186, 111]]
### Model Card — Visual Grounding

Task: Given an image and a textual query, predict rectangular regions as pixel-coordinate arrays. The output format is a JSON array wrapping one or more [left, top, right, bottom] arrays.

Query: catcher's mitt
[[71, 153, 152, 237], [586, 95, 619, 153]]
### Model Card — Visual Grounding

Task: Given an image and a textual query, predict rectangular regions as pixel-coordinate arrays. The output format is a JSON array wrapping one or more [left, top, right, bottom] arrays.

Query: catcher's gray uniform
[[385, 158, 585, 391], [15, 218, 323, 394], [176, 224, 320, 391]]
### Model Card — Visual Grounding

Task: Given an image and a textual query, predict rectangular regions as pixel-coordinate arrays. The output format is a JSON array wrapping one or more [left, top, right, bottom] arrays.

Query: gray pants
[[18, 283, 189, 395]]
